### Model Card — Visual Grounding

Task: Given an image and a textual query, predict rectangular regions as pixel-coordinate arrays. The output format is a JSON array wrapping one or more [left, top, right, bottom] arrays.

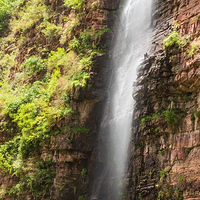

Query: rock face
[[1, 0, 200, 199], [125, 0, 200, 199], [0, 0, 119, 199]]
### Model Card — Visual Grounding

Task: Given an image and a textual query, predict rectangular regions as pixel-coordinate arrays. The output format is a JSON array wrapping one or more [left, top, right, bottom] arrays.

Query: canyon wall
[[0, 0, 119, 199], [0, 0, 200, 199], [126, 0, 200, 199]]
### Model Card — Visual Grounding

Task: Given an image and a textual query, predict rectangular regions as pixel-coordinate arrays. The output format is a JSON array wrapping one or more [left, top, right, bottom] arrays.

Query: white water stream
[[91, 0, 153, 199]]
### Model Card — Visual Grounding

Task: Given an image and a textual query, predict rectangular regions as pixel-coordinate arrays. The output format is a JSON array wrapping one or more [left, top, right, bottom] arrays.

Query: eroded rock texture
[[125, 0, 200, 199], [0, 0, 119, 199]]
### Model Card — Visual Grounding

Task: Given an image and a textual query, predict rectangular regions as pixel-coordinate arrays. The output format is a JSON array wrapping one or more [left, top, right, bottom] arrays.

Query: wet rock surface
[[125, 0, 200, 199]]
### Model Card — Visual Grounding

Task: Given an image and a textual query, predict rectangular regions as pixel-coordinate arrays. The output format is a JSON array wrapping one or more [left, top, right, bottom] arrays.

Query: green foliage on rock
[[0, 0, 108, 198], [21, 55, 46, 75], [194, 111, 200, 119], [163, 30, 187, 49], [0, 0, 23, 32], [187, 41, 199, 57], [64, 0, 85, 10], [10, 0, 49, 34], [163, 109, 178, 125]]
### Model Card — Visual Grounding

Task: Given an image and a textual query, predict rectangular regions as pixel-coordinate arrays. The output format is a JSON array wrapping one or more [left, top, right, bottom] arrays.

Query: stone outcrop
[[125, 0, 200, 199], [0, 0, 118, 199], [1, 0, 200, 199]]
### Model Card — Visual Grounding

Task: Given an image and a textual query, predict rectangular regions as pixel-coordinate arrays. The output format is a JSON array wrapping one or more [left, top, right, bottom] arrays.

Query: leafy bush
[[40, 21, 62, 40], [69, 36, 81, 51], [159, 169, 166, 178], [194, 111, 200, 119], [69, 30, 94, 53], [60, 16, 80, 44], [79, 30, 93, 49], [46, 48, 90, 90], [0, 1, 10, 31], [157, 191, 164, 200], [64, 0, 84, 10], [80, 56, 92, 69], [21, 55, 46, 75], [191, 114, 195, 121], [8, 160, 55, 198], [71, 71, 90, 87], [163, 109, 178, 125], [81, 168, 87, 178], [0, 0, 22, 32], [78, 195, 86, 200], [140, 117, 147, 125], [46, 48, 76, 70], [163, 31, 187, 49], [10, 0, 49, 33], [187, 41, 199, 57]]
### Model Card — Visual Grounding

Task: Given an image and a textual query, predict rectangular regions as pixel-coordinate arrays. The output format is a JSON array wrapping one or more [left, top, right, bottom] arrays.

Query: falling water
[[90, 0, 152, 199]]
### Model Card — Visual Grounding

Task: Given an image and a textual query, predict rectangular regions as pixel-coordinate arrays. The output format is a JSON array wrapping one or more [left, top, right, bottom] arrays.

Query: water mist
[[90, 0, 153, 199]]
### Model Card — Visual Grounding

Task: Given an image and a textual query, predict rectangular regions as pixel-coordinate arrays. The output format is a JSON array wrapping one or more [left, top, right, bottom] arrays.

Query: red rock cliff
[[125, 0, 200, 199]]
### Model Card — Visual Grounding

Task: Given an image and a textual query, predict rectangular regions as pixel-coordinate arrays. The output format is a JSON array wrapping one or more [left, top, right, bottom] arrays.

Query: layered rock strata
[[126, 0, 200, 199]]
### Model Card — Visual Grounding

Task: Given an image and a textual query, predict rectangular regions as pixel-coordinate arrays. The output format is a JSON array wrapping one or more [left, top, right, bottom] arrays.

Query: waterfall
[[90, 0, 152, 199]]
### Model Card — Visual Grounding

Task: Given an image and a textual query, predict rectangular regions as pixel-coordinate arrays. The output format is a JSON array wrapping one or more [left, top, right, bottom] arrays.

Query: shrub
[[78, 195, 86, 200], [157, 191, 164, 200], [60, 16, 80, 44], [187, 41, 199, 57], [64, 0, 84, 10], [0, 0, 22, 32], [159, 169, 166, 178], [69, 30, 94, 53], [163, 109, 178, 125], [140, 117, 147, 125], [71, 71, 90, 87], [163, 31, 187, 49], [10, 0, 49, 34], [8, 160, 55, 198], [21, 55, 46, 75], [40, 21, 62, 40], [69, 36, 81, 51], [79, 30, 93, 49], [80, 56, 92, 69], [191, 114, 195, 121], [81, 168, 87, 178], [46, 48, 90, 91], [194, 111, 200, 119]]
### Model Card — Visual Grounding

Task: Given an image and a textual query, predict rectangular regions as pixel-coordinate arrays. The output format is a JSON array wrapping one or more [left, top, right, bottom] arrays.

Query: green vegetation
[[21, 55, 46, 75], [0, 0, 23, 32], [140, 109, 179, 126], [64, 0, 84, 10], [139, 192, 143, 200], [9, 160, 55, 198], [191, 114, 195, 121], [10, 0, 49, 34], [195, 15, 200, 23], [194, 110, 200, 119], [40, 21, 62, 41], [158, 150, 164, 156], [0, 159, 55, 198], [187, 41, 199, 57], [140, 117, 147, 125], [78, 195, 86, 200], [81, 168, 87, 178], [159, 169, 166, 178], [163, 30, 188, 49], [157, 191, 164, 200], [163, 109, 178, 125], [0, 0, 107, 198], [140, 113, 162, 125]]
